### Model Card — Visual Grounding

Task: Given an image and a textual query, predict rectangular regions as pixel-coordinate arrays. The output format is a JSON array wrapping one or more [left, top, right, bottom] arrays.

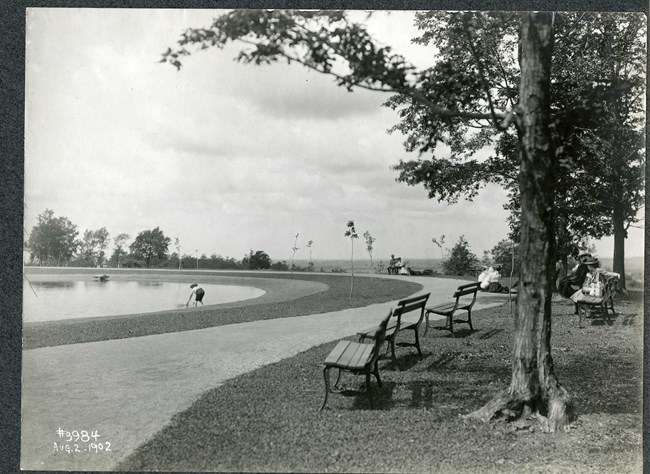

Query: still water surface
[[23, 280, 265, 322]]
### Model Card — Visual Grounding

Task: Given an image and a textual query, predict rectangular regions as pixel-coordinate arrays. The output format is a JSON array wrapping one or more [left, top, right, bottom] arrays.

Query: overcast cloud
[[24, 8, 644, 263]]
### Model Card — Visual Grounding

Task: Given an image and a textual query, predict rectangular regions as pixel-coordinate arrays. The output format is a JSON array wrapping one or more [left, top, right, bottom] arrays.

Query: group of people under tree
[[557, 253, 620, 311]]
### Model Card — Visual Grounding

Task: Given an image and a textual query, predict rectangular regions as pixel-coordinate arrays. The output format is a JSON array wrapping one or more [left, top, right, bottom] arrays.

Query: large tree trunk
[[612, 199, 627, 291], [468, 12, 573, 432]]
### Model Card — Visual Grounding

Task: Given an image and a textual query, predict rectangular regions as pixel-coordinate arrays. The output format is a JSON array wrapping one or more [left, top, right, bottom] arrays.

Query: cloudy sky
[[24, 8, 644, 263]]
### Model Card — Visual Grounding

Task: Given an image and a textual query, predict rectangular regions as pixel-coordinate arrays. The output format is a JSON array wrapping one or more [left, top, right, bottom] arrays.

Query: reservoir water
[[23, 280, 266, 322]]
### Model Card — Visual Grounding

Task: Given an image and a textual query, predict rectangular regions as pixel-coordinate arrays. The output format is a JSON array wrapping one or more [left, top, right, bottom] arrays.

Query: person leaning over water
[[186, 283, 205, 307]]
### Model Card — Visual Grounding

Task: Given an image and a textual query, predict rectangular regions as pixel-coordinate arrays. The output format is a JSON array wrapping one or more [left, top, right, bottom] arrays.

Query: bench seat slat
[[578, 295, 604, 304], [325, 341, 374, 370], [340, 342, 369, 368], [426, 302, 456, 314], [349, 344, 374, 368], [324, 340, 352, 365]]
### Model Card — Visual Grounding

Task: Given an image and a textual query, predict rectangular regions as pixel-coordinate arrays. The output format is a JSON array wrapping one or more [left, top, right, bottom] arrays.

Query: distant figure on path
[[186, 283, 205, 307]]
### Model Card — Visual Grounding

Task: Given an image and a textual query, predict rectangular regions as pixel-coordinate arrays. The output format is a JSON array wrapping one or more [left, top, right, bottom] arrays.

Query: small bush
[[443, 235, 478, 276]]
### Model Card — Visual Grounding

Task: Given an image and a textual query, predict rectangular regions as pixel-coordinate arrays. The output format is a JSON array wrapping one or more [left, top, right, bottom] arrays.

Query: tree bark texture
[[468, 12, 572, 432], [612, 201, 627, 290]]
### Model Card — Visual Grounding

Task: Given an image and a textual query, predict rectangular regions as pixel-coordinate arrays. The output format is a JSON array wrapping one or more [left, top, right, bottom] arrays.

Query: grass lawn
[[118, 291, 643, 473]]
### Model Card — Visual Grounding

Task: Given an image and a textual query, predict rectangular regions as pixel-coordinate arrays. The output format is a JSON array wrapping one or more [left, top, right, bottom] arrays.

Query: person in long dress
[[186, 283, 205, 307]]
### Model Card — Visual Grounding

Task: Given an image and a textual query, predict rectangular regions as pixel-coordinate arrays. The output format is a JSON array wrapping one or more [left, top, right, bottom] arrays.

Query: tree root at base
[[465, 387, 574, 433]]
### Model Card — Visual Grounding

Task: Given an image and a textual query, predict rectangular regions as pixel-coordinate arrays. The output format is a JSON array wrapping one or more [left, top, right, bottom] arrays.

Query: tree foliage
[[78, 227, 110, 267], [490, 239, 520, 277], [344, 220, 358, 297], [243, 250, 272, 270], [389, 12, 645, 278], [442, 235, 477, 276], [110, 233, 131, 267], [363, 230, 375, 279], [129, 227, 171, 268], [26, 209, 79, 266]]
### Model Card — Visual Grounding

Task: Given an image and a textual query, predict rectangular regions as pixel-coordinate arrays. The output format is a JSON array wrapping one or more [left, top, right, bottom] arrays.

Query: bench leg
[[424, 312, 430, 336], [373, 361, 382, 388], [578, 305, 584, 328], [413, 328, 422, 356], [389, 336, 396, 360], [467, 309, 473, 332], [320, 366, 332, 411], [334, 368, 343, 389], [448, 314, 454, 337], [364, 372, 373, 408], [609, 298, 616, 317], [602, 303, 610, 323]]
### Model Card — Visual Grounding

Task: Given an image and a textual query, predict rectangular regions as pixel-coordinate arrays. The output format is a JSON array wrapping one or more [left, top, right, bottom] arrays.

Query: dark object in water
[[94, 274, 110, 282]]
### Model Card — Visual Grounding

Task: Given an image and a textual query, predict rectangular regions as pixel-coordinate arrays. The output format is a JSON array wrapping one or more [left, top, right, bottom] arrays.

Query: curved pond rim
[[23, 271, 330, 325], [22, 269, 424, 350]]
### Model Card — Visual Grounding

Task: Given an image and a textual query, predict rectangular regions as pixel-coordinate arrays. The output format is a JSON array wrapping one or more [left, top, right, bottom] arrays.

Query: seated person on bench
[[558, 254, 597, 298], [388, 254, 403, 275]]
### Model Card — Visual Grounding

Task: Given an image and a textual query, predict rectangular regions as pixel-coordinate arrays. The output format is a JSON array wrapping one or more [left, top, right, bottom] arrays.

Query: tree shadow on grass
[[347, 377, 501, 414], [427, 326, 473, 339], [449, 327, 473, 338], [381, 352, 422, 371], [582, 311, 618, 327], [425, 352, 462, 370], [475, 328, 504, 340], [620, 312, 638, 325], [564, 353, 642, 416]]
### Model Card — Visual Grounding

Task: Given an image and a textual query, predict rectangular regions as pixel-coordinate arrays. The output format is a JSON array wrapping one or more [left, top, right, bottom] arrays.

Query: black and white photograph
[[18, 6, 645, 472]]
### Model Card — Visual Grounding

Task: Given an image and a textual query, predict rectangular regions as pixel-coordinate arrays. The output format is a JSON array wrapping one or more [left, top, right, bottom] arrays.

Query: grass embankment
[[119, 292, 643, 473], [23, 272, 422, 349]]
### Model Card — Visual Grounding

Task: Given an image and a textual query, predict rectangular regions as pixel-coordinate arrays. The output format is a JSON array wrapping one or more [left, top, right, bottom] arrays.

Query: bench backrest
[[451, 281, 481, 310], [368, 310, 393, 367], [393, 293, 431, 329], [601, 276, 619, 301], [453, 281, 481, 297]]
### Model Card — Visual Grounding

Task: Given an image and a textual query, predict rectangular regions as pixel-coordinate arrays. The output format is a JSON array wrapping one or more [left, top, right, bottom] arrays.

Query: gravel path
[[21, 274, 509, 471]]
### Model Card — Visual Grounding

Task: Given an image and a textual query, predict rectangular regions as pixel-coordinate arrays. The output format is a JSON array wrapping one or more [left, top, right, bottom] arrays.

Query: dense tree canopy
[[389, 12, 645, 287], [490, 239, 520, 278], [78, 227, 110, 267], [129, 227, 171, 268], [242, 250, 272, 270], [26, 209, 79, 266], [110, 233, 131, 268]]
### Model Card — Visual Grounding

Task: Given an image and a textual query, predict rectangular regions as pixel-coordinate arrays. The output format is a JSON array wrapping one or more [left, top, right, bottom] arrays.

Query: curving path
[[20, 274, 509, 471]]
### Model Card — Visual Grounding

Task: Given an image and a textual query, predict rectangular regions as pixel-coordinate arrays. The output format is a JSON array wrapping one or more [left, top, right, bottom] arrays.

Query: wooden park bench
[[320, 311, 392, 411], [357, 293, 431, 360], [424, 281, 481, 336], [575, 274, 619, 328]]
